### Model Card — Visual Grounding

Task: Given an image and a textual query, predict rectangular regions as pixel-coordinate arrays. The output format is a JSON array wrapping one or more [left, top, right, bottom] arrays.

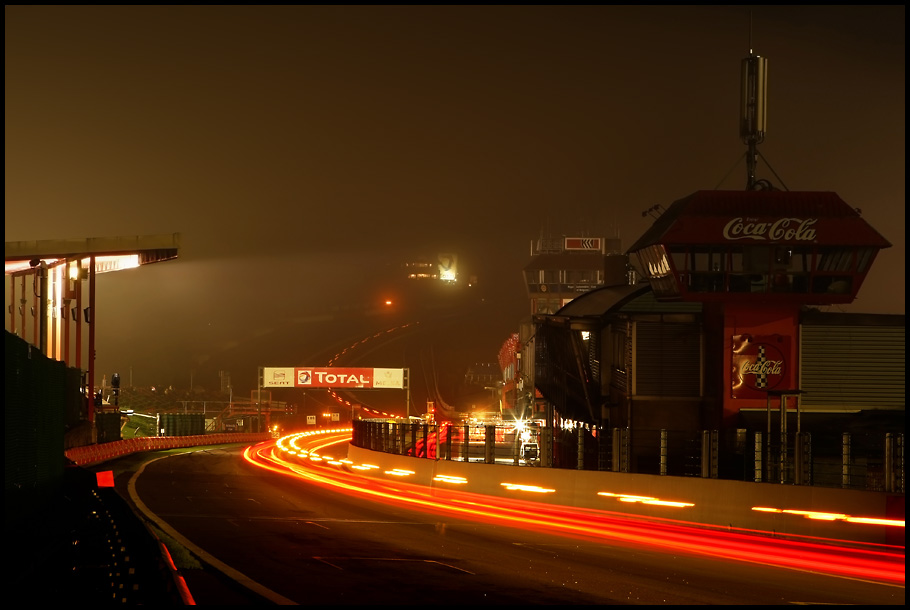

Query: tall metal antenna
[[740, 11, 768, 190], [748, 11, 753, 55]]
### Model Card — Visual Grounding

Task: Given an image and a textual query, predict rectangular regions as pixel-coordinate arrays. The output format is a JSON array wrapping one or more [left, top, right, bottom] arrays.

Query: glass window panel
[[856, 248, 874, 273], [744, 246, 771, 272]]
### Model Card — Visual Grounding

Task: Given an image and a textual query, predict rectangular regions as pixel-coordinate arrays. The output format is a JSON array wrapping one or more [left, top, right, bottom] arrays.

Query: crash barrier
[[65, 432, 271, 466], [346, 441, 905, 547], [351, 420, 905, 493]]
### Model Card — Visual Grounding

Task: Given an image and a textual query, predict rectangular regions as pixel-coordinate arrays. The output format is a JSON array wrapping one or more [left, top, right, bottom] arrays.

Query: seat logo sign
[[263, 367, 294, 387]]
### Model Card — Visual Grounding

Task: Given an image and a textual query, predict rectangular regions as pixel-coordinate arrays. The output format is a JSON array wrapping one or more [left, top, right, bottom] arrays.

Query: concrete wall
[[346, 444, 904, 546]]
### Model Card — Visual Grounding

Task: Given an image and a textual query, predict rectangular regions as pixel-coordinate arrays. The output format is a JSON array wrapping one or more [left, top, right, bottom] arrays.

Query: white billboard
[[262, 367, 295, 387], [372, 368, 405, 388]]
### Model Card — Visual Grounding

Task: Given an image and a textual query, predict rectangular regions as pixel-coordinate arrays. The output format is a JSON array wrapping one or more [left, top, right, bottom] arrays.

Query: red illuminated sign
[[564, 237, 602, 250], [731, 334, 791, 399], [295, 367, 373, 388]]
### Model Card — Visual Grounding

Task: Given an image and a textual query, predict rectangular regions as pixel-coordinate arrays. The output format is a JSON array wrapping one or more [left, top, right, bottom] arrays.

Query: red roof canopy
[[627, 191, 892, 251]]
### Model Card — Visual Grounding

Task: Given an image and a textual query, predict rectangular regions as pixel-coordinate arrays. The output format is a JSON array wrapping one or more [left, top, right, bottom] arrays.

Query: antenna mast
[[740, 12, 768, 190]]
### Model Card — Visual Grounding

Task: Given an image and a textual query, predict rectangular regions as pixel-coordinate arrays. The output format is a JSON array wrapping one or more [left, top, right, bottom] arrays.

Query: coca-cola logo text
[[741, 359, 783, 376], [731, 334, 792, 398], [722, 217, 818, 241]]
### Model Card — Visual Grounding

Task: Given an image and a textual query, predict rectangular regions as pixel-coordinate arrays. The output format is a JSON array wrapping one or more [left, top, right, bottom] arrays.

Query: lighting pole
[[406, 367, 410, 419]]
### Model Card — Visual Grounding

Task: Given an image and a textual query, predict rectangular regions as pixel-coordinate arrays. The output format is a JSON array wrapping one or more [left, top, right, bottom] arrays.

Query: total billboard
[[262, 367, 404, 389]]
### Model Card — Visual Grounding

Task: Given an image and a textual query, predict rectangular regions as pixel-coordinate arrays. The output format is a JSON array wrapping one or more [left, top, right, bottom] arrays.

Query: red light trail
[[244, 430, 905, 587]]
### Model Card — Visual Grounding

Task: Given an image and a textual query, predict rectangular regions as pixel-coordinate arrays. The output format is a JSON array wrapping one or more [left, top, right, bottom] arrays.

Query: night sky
[[5, 6, 905, 393]]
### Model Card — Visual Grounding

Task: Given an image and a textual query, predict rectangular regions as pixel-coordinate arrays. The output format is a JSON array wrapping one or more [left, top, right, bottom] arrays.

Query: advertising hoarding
[[262, 367, 405, 389]]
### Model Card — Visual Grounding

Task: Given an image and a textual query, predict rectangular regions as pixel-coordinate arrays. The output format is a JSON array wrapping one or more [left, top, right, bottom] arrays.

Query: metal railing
[[351, 420, 905, 492]]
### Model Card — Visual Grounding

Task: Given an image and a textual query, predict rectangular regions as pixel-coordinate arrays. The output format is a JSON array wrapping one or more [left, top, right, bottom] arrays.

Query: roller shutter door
[[800, 325, 904, 409], [635, 321, 702, 397]]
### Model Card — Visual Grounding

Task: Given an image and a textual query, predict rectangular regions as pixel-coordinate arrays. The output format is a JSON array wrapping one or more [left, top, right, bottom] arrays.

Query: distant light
[[93, 254, 141, 274], [68, 260, 82, 280]]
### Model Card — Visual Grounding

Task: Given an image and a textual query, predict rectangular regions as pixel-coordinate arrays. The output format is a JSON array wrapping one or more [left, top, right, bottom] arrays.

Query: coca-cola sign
[[722, 217, 818, 242], [731, 334, 791, 399]]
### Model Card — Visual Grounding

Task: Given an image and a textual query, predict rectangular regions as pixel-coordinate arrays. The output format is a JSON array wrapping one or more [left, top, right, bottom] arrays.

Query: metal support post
[[513, 424, 521, 466], [484, 425, 495, 464], [577, 425, 584, 470], [701, 430, 710, 478], [620, 428, 631, 473], [753, 431, 763, 482], [842, 432, 852, 489], [711, 430, 719, 478], [795, 431, 811, 485], [541, 424, 552, 468], [612, 428, 622, 473]]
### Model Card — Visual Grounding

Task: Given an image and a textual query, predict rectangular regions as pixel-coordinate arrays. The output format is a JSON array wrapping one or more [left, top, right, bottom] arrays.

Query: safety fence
[[64, 432, 271, 466], [351, 420, 905, 493]]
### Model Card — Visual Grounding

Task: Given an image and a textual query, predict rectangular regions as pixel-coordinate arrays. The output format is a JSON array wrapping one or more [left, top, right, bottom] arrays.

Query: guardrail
[[65, 433, 271, 466]]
